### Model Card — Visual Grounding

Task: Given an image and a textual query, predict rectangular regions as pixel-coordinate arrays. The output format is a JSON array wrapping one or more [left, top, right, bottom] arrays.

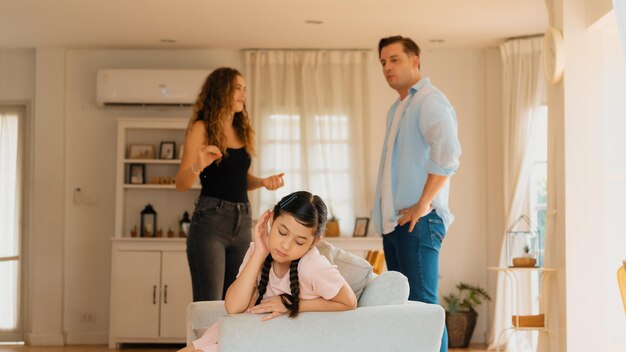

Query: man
[[373, 35, 461, 352]]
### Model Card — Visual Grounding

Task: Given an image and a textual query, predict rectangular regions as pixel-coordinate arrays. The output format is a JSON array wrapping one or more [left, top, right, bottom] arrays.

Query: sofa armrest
[[217, 302, 444, 352], [186, 301, 227, 345]]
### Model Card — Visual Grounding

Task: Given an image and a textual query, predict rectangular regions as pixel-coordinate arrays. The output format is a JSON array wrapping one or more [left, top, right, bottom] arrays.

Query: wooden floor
[[0, 344, 488, 352]]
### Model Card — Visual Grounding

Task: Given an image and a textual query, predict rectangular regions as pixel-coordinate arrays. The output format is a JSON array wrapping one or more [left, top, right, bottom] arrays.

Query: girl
[[175, 67, 285, 302], [180, 191, 358, 352]]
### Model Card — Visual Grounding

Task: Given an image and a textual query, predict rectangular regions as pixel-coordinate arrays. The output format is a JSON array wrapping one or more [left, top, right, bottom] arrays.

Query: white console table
[[323, 236, 383, 258]]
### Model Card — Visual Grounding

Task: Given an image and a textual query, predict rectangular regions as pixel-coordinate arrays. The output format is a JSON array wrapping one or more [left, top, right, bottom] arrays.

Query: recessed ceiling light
[[429, 39, 445, 44], [305, 20, 324, 25], [160, 39, 177, 44]]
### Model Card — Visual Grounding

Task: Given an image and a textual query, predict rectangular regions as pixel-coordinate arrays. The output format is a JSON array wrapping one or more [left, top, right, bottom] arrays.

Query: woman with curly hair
[[176, 67, 284, 302]]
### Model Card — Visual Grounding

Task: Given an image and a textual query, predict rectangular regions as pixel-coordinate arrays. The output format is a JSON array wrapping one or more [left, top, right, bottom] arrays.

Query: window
[[0, 108, 22, 339], [529, 105, 547, 267], [259, 113, 354, 227]]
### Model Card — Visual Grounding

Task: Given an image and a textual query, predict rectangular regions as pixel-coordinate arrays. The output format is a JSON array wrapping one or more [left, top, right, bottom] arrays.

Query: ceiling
[[0, 0, 548, 50]]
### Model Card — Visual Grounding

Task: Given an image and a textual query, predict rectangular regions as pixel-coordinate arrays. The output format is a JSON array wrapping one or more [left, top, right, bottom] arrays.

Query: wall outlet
[[80, 312, 95, 323]]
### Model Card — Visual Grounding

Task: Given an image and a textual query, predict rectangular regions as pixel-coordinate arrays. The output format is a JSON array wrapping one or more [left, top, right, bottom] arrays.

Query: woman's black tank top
[[199, 147, 251, 202]]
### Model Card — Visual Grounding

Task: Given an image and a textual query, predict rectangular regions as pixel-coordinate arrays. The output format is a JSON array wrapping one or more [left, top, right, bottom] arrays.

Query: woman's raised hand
[[197, 144, 223, 170], [261, 173, 285, 190], [253, 209, 272, 256]]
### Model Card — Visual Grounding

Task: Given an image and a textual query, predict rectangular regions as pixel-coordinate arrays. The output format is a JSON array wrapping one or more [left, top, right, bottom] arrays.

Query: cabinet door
[[159, 251, 193, 338], [111, 251, 161, 338]]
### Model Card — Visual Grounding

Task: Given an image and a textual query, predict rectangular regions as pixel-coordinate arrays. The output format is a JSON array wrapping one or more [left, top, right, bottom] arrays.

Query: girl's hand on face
[[246, 296, 289, 321], [197, 144, 223, 169], [261, 173, 285, 190], [253, 209, 272, 256]]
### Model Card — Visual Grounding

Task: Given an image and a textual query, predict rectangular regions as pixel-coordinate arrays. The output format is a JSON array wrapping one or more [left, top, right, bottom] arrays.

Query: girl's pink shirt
[[237, 242, 346, 300]]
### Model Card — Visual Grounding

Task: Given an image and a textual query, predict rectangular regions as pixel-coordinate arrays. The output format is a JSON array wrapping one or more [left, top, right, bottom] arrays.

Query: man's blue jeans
[[382, 210, 448, 352]]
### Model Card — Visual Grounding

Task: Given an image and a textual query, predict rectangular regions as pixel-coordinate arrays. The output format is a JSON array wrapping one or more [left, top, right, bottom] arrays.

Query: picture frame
[[353, 217, 370, 237], [159, 141, 176, 160], [129, 163, 145, 184], [128, 144, 155, 159]]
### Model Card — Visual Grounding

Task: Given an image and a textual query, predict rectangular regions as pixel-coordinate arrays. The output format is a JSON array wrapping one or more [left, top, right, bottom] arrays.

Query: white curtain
[[613, 0, 626, 60], [488, 37, 546, 351], [0, 111, 20, 331], [244, 50, 370, 232]]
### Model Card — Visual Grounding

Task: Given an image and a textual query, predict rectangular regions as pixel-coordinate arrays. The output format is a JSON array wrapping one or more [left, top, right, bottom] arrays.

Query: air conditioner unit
[[96, 69, 211, 107]]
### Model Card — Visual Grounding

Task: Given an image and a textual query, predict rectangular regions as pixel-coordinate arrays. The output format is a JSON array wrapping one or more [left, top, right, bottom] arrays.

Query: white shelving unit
[[114, 117, 200, 238], [109, 117, 197, 347], [487, 266, 556, 352]]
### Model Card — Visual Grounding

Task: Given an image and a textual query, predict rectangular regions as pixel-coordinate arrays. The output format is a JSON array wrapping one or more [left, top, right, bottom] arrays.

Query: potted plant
[[324, 214, 340, 237], [441, 282, 492, 348], [512, 245, 537, 267]]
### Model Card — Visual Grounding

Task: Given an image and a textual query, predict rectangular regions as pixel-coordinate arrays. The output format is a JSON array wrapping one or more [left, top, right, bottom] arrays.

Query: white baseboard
[[64, 332, 108, 345], [25, 333, 64, 346]]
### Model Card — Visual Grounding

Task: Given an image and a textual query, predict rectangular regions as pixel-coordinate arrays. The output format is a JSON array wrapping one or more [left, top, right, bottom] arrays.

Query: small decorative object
[[128, 144, 155, 159], [179, 211, 191, 238], [129, 164, 145, 184], [353, 217, 370, 237], [324, 215, 340, 237], [130, 225, 138, 238], [506, 215, 539, 268], [159, 141, 176, 160], [178, 144, 185, 160], [167, 227, 175, 238], [442, 282, 492, 348], [140, 204, 157, 238], [512, 245, 537, 267], [156, 227, 163, 238]]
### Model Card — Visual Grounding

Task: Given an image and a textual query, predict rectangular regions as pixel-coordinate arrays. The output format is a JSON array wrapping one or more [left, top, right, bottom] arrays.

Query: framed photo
[[129, 163, 145, 184], [353, 217, 370, 237], [159, 141, 176, 160], [128, 144, 155, 159]]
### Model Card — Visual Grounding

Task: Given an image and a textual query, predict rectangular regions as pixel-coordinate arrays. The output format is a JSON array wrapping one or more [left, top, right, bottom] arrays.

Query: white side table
[[487, 266, 556, 352]]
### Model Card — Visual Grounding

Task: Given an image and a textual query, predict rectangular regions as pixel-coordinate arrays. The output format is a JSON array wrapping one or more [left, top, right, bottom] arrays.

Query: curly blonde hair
[[187, 67, 255, 156]]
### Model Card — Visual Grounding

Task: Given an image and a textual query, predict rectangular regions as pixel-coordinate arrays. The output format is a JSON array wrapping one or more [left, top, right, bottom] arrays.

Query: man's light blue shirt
[[373, 77, 461, 234]]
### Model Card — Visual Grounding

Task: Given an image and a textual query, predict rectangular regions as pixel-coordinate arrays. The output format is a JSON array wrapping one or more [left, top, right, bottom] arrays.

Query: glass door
[[0, 107, 23, 341]]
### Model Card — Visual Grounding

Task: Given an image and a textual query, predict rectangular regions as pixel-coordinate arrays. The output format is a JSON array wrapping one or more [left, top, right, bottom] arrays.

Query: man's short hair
[[378, 36, 421, 59]]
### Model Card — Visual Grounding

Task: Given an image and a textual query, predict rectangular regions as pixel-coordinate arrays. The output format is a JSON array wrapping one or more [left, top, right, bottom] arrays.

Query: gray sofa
[[186, 241, 445, 352]]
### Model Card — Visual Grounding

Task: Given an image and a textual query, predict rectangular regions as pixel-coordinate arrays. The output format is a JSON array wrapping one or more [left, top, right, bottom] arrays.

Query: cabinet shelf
[[124, 158, 181, 165], [123, 184, 201, 190]]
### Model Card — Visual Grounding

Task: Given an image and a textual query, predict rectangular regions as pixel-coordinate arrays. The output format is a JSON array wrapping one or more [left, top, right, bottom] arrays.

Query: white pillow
[[357, 271, 409, 307], [315, 240, 373, 299]]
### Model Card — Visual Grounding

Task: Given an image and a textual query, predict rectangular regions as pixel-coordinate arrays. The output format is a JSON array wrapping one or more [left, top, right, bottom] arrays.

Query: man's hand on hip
[[398, 201, 432, 233]]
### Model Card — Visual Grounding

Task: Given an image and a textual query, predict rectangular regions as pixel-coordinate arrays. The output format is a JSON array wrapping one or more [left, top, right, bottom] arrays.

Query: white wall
[[592, 12, 626, 351], [545, 0, 620, 351], [0, 49, 35, 100], [484, 48, 505, 343], [366, 48, 491, 343]]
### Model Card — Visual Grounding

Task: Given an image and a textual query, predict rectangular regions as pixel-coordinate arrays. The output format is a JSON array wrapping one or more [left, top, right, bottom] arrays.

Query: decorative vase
[[324, 220, 340, 237], [445, 310, 478, 348]]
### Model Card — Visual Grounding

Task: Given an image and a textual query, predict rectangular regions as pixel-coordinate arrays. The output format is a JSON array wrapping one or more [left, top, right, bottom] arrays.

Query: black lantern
[[179, 211, 191, 238], [140, 204, 157, 238]]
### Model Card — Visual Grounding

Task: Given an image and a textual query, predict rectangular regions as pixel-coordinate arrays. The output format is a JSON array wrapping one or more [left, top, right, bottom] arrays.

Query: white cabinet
[[109, 240, 192, 347], [109, 117, 198, 347]]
